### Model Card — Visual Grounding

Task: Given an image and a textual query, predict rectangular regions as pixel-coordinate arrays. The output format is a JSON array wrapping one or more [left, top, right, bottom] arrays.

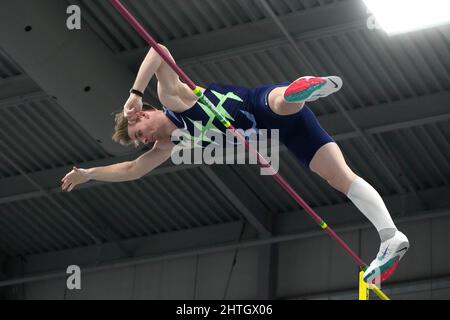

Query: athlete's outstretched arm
[[61, 144, 172, 192]]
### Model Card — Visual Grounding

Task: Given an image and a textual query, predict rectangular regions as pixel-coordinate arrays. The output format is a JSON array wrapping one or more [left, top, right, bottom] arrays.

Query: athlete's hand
[[123, 93, 143, 125], [61, 166, 91, 192]]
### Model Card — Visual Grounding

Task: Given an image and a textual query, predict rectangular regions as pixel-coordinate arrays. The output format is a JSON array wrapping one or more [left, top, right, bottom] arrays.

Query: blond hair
[[112, 103, 157, 147]]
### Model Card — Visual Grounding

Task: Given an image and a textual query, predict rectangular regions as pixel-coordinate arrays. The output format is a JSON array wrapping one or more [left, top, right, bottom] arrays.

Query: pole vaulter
[[106, 0, 403, 300]]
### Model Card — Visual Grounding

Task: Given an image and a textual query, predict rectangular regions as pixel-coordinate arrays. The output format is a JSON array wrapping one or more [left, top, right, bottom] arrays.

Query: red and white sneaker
[[363, 231, 409, 284], [284, 76, 343, 103]]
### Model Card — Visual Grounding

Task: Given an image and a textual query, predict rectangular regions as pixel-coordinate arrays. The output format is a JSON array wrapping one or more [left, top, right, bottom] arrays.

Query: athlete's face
[[128, 111, 164, 145]]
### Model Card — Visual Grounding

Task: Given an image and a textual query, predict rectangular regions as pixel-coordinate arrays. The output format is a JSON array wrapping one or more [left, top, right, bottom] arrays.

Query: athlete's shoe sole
[[284, 76, 342, 103]]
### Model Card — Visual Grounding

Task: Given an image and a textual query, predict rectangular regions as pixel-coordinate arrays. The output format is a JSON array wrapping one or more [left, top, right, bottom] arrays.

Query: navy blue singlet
[[163, 83, 334, 167]]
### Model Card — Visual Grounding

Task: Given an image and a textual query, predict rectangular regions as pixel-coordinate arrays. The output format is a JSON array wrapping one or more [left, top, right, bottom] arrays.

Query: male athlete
[[61, 44, 409, 284]]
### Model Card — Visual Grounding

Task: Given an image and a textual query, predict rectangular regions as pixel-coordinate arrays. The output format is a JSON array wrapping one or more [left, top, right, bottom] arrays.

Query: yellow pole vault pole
[[111, 0, 391, 301]]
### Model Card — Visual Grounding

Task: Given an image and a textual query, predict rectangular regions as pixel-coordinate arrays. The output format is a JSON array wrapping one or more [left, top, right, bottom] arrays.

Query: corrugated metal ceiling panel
[[0, 97, 109, 178]]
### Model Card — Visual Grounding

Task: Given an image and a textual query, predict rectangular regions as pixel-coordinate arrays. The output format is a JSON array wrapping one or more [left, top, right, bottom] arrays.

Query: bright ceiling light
[[363, 0, 450, 35]]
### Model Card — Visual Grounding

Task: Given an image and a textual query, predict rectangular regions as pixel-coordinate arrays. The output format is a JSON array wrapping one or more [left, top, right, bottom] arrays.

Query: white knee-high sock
[[347, 177, 397, 242]]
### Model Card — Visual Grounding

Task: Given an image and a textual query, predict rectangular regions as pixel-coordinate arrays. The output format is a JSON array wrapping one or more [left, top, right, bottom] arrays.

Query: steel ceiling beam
[[116, 0, 364, 64]]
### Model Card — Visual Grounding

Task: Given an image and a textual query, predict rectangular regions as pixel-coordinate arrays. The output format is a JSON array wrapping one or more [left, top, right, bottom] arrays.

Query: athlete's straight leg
[[309, 142, 409, 283], [309, 142, 398, 240], [309, 142, 357, 193]]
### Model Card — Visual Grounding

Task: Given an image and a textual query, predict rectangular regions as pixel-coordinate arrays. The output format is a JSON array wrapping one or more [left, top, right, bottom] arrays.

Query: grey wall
[[22, 248, 260, 300], [279, 215, 450, 300], [12, 214, 450, 300]]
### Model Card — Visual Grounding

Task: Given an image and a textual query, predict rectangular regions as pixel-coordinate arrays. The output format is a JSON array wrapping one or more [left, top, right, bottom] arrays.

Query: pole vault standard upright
[[110, 0, 388, 299]]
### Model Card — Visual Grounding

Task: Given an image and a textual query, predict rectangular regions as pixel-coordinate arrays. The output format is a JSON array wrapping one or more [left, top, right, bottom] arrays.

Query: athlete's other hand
[[123, 93, 143, 125], [61, 166, 91, 192]]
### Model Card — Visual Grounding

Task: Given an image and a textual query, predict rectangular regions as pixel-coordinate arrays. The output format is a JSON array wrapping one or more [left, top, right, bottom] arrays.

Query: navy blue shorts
[[247, 83, 335, 168]]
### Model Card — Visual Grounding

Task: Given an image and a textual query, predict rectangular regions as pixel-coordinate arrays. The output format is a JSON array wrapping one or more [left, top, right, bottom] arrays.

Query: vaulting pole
[[110, 0, 389, 299]]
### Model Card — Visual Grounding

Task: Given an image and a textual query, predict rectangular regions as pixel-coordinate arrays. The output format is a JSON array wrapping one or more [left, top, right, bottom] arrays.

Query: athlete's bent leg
[[268, 86, 305, 115], [267, 75, 343, 116], [284, 76, 343, 103]]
